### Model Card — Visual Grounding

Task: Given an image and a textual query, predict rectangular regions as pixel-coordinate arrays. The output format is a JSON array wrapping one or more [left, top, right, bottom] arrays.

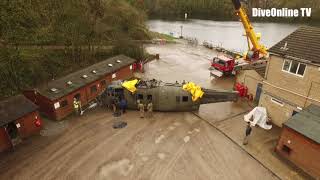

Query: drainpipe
[[263, 81, 320, 104], [303, 81, 320, 107], [264, 56, 272, 80]]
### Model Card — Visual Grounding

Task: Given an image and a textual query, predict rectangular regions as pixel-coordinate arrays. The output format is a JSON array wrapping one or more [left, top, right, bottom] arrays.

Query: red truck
[[210, 54, 268, 78], [210, 55, 236, 77]]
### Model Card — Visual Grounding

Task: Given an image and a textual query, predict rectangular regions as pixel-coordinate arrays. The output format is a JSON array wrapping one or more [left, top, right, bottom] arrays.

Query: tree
[[0, 0, 150, 98]]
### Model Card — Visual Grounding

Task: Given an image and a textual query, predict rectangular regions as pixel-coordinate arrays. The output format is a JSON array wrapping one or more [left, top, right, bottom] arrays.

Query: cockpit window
[[217, 60, 226, 65], [182, 96, 189, 102], [137, 94, 143, 100]]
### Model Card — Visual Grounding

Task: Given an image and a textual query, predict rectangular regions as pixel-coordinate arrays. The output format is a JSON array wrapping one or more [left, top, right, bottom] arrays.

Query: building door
[[74, 93, 81, 101], [5, 122, 20, 146], [74, 93, 82, 104], [0, 128, 13, 152], [6, 122, 18, 139], [255, 83, 263, 104]]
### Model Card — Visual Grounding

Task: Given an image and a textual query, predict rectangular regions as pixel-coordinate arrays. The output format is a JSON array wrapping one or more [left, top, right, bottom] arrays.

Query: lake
[[147, 19, 299, 52]]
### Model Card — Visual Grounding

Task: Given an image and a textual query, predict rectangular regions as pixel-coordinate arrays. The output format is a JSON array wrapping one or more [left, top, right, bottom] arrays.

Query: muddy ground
[[0, 43, 280, 180]]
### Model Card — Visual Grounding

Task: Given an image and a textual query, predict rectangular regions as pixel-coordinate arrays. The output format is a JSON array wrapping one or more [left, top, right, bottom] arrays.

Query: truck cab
[[210, 56, 235, 77]]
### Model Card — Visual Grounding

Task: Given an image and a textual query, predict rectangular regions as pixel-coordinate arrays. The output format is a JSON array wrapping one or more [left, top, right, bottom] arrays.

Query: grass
[[149, 31, 177, 42]]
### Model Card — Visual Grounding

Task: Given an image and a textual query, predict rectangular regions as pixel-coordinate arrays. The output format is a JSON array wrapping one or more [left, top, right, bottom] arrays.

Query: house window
[[54, 102, 60, 109], [60, 100, 68, 108], [90, 85, 97, 94], [282, 59, 306, 77], [282, 145, 291, 155], [74, 93, 81, 100], [182, 96, 189, 102], [282, 60, 291, 71], [101, 80, 106, 87], [297, 64, 306, 76], [271, 98, 284, 106], [289, 61, 299, 74]]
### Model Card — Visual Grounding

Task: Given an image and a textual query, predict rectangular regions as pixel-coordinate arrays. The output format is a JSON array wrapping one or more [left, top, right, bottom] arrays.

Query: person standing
[[147, 101, 153, 118], [73, 98, 82, 116], [137, 100, 145, 118], [107, 93, 113, 110], [120, 97, 127, 114], [243, 122, 252, 145], [112, 97, 119, 116]]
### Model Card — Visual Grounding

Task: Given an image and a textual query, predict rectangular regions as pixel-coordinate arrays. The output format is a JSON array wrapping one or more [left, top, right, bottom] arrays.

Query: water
[[147, 19, 299, 52]]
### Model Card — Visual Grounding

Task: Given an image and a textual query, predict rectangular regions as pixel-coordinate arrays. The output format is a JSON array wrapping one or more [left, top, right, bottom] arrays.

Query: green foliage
[[0, 48, 24, 95], [138, 0, 236, 20], [0, 0, 150, 99], [112, 41, 145, 60], [139, 0, 320, 22], [101, 0, 150, 41], [0, 0, 150, 46], [150, 32, 176, 41]]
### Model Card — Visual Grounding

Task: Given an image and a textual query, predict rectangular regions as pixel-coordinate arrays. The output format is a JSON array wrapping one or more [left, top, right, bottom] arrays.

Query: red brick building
[[0, 95, 42, 153], [24, 55, 137, 121], [276, 104, 320, 178]]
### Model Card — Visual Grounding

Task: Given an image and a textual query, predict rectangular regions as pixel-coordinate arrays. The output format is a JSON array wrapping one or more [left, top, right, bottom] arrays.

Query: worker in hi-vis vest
[[73, 98, 82, 116], [147, 100, 153, 118]]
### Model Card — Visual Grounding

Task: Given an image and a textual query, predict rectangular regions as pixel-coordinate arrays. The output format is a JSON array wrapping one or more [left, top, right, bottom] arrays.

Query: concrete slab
[[0, 109, 278, 179], [144, 43, 311, 179], [210, 113, 312, 180]]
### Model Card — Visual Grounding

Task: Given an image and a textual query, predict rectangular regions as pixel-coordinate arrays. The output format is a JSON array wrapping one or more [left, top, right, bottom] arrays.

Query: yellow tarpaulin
[[182, 82, 204, 102], [122, 79, 139, 93]]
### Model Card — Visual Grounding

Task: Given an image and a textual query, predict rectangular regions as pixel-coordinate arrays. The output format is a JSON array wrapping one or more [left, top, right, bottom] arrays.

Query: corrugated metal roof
[[284, 104, 320, 144], [0, 95, 38, 126], [269, 26, 320, 64], [37, 55, 136, 100]]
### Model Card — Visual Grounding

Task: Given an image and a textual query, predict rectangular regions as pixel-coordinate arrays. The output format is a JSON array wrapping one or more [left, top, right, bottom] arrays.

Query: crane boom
[[231, 0, 268, 58], [209, 0, 269, 78]]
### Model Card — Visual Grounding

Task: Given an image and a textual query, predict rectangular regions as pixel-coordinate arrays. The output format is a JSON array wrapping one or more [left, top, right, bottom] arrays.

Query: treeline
[[0, 0, 151, 47], [0, 0, 150, 99], [137, 0, 320, 22], [133, 0, 235, 20]]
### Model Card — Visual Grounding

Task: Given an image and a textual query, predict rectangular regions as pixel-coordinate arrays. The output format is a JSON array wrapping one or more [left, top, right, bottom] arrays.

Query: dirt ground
[[0, 43, 280, 180], [0, 110, 278, 180]]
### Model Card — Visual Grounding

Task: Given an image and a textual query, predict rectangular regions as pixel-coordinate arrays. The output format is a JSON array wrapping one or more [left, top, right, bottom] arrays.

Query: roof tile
[[37, 55, 136, 100], [284, 104, 320, 144], [269, 26, 320, 64]]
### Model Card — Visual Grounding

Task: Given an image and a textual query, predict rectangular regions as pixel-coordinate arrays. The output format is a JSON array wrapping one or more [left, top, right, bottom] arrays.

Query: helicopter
[[98, 79, 238, 112]]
